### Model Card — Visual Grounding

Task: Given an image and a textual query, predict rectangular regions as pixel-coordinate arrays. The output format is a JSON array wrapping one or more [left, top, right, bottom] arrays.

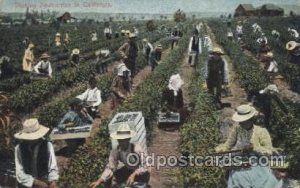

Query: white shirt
[[15, 142, 59, 187], [203, 36, 213, 51], [267, 60, 278, 73], [104, 27, 112, 34], [288, 29, 299, 39], [91, 33, 98, 41], [188, 36, 202, 54], [76, 87, 102, 107], [34, 60, 52, 76], [236, 25, 243, 34]]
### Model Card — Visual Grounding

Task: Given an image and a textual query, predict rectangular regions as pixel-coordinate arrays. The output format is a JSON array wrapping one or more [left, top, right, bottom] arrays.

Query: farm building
[[234, 4, 256, 17], [57, 12, 76, 23], [257, 4, 284, 17]]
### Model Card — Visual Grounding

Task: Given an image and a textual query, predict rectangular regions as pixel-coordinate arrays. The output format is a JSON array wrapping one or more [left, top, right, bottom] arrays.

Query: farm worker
[[171, 26, 180, 50], [133, 26, 139, 36], [257, 37, 271, 63], [57, 98, 93, 154], [76, 76, 102, 119], [54, 33, 61, 46], [104, 26, 112, 40], [204, 47, 229, 109], [125, 30, 131, 37], [118, 33, 138, 78], [22, 43, 35, 72], [114, 31, 120, 38], [161, 74, 185, 117], [111, 62, 132, 108], [121, 29, 126, 36], [14, 118, 59, 188], [248, 84, 288, 129], [22, 37, 32, 49], [95, 49, 110, 74], [90, 122, 149, 188], [215, 104, 282, 188], [70, 48, 80, 67], [203, 34, 213, 51], [226, 22, 234, 40], [235, 21, 243, 39], [196, 22, 203, 34], [0, 56, 11, 78], [148, 44, 163, 71], [256, 33, 268, 45], [142, 38, 153, 65], [91, 31, 98, 42], [288, 27, 299, 41], [64, 31, 70, 45], [286, 41, 300, 64], [271, 30, 280, 40], [33, 53, 52, 78], [264, 52, 279, 80], [252, 23, 262, 33], [188, 30, 202, 66]]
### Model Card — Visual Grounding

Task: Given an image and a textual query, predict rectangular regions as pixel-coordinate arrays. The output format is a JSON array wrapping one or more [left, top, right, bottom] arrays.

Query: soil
[[148, 52, 194, 187]]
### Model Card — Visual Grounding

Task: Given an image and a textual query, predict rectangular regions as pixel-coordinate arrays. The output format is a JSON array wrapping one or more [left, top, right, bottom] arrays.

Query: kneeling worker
[[90, 123, 149, 188]]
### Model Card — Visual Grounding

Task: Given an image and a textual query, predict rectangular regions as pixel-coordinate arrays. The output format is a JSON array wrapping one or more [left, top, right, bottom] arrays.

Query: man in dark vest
[[171, 26, 180, 50], [14, 118, 59, 188], [188, 30, 201, 66], [119, 33, 138, 78], [204, 47, 229, 109]]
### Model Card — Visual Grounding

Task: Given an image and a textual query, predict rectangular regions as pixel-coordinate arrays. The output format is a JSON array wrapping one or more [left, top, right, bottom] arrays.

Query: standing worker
[[118, 33, 138, 78], [22, 43, 35, 72], [142, 38, 153, 65], [54, 33, 61, 47], [188, 30, 201, 67], [148, 44, 163, 71], [204, 47, 229, 109]]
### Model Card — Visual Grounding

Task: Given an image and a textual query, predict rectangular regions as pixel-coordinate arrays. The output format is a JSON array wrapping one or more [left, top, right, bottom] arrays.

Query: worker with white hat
[[55, 33, 61, 46], [118, 33, 138, 78], [263, 52, 278, 80], [286, 41, 300, 64], [70, 48, 80, 67], [204, 47, 229, 109], [14, 118, 59, 188], [142, 38, 153, 65], [111, 62, 132, 108], [33, 53, 52, 78], [215, 104, 282, 188], [148, 44, 163, 71], [90, 122, 149, 188], [248, 84, 288, 129]]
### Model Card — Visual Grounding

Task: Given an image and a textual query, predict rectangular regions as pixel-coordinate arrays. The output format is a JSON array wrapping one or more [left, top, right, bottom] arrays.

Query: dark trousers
[[207, 78, 222, 104], [171, 39, 178, 50], [188, 51, 199, 66], [124, 59, 136, 78], [104, 167, 150, 188], [86, 106, 98, 119], [96, 62, 108, 74]]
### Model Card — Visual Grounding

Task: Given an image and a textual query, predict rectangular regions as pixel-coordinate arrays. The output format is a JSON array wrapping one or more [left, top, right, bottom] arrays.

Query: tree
[[173, 9, 186, 23], [146, 20, 157, 32], [160, 15, 164, 20], [192, 14, 196, 20], [290, 11, 295, 17], [109, 16, 114, 22], [141, 16, 145, 20], [122, 16, 126, 21]]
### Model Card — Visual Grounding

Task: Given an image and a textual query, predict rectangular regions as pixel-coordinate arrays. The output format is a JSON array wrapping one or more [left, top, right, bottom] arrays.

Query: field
[[1, 12, 300, 188]]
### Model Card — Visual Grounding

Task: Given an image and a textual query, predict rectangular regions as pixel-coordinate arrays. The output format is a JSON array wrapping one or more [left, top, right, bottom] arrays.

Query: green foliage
[[146, 20, 157, 32], [174, 9, 186, 23]]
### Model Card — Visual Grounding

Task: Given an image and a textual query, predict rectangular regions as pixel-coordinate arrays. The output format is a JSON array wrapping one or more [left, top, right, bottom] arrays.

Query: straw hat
[[232, 105, 258, 122], [28, 43, 35, 49], [142, 38, 148, 42], [286, 41, 298, 51], [125, 30, 131, 34], [110, 123, 136, 140], [129, 33, 136, 38], [14, 119, 49, 140], [210, 47, 224, 55], [72, 48, 80, 55], [40, 53, 50, 59], [265, 52, 274, 58], [259, 84, 279, 94], [156, 44, 163, 49], [56, 33, 61, 36], [121, 30, 125, 33], [168, 74, 184, 92]]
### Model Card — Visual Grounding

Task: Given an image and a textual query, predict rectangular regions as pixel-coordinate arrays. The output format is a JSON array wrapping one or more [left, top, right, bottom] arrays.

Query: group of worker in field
[[10, 20, 298, 188]]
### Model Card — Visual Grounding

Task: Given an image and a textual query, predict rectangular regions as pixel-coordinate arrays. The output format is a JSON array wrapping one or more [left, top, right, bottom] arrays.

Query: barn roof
[[238, 4, 255, 11], [260, 4, 284, 11]]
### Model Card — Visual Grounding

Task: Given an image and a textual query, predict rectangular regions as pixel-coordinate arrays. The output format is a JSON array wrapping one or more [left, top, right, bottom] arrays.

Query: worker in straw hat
[[54, 33, 61, 46], [95, 49, 110, 74], [90, 122, 149, 188], [111, 62, 132, 108], [70, 48, 80, 67], [204, 47, 229, 109], [142, 38, 153, 65], [119, 33, 138, 78], [33, 53, 52, 78], [286, 41, 300, 64], [247, 84, 288, 129], [148, 44, 162, 71], [14, 118, 59, 188], [263, 52, 279, 80], [215, 104, 282, 188], [22, 43, 35, 72]]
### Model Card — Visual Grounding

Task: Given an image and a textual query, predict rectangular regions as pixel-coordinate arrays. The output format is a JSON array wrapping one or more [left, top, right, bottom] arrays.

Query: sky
[[0, 0, 299, 13]]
